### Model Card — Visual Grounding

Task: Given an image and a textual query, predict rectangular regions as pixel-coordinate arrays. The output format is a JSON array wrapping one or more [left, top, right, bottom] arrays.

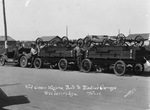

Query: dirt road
[[0, 65, 150, 110]]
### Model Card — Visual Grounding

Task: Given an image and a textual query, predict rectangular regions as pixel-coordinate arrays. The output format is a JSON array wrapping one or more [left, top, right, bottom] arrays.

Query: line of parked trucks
[[0, 33, 150, 76]]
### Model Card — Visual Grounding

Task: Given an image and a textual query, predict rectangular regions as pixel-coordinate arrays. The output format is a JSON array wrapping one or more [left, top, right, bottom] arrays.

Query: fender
[[0, 54, 8, 62]]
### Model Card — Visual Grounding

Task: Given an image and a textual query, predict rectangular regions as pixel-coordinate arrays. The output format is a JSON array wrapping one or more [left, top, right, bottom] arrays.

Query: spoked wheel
[[62, 36, 69, 47], [34, 58, 42, 69], [20, 56, 28, 68], [58, 59, 68, 71], [116, 33, 126, 46], [81, 59, 92, 72], [77, 38, 84, 48], [0, 56, 5, 66], [134, 35, 144, 47], [113, 60, 126, 76], [133, 63, 144, 75], [36, 38, 43, 46]]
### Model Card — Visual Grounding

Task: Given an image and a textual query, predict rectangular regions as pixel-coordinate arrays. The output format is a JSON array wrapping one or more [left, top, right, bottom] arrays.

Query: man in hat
[[74, 43, 85, 69]]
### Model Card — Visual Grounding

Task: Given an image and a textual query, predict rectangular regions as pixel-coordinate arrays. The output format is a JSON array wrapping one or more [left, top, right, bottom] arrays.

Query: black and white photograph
[[0, 0, 150, 110]]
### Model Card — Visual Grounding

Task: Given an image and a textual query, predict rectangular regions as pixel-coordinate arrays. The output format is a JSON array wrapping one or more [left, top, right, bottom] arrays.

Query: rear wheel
[[36, 38, 43, 46], [77, 38, 84, 48], [58, 59, 68, 71], [114, 60, 126, 76], [0, 56, 5, 66], [81, 59, 92, 72], [34, 58, 42, 69], [62, 36, 68, 47], [134, 35, 144, 47], [20, 56, 28, 68], [116, 33, 126, 46], [133, 63, 144, 75]]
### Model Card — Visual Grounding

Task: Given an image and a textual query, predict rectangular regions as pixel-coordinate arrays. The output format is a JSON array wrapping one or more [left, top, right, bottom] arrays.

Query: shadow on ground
[[0, 95, 30, 110]]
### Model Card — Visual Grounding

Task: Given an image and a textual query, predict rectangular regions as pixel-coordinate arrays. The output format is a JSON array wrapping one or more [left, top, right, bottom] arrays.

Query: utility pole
[[129, 29, 131, 34], [66, 25, 68, 37], [2, 0, 8, 54], [118, 29, 120, 34]]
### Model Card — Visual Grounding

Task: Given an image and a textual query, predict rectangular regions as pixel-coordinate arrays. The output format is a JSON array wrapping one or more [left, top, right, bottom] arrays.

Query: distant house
[[126, 33, 150, 40], [0, 36, 16, 54], [0, 36, 16, 47], [126, 33, 150, 46]]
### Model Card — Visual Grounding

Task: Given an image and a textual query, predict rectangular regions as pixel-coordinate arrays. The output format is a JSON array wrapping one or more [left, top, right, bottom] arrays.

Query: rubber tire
[[58, 59, 68, 71], [36, 38, 43, 46], [20, 56, 28, 68], [62, 36, 69, 47], [77, 38, 84, 48], [0, 56, 5, 66], [113, 60, 126, 76], [133, 63, 144, 75], [81, 59, 92, 72], [116, 33, 126, 46], [34, 58, 42, 69], [134, 35, 144, 47]]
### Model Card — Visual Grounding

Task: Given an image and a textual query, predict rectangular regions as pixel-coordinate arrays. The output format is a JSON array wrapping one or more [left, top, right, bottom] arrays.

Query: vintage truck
[[32, 36, 83, 70], [80, 34, 150, 76], [0, 42, 31, 67]]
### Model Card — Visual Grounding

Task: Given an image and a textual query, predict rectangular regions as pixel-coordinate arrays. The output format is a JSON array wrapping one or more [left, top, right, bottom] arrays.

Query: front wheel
[[0, 56, 5, 66], [77, 38, 84, 48], [113, 60, 126, 76], [20, 56, 28, 68], [81, 59, 92, 72], [133, 63, 144, 75], [34, 58, 42, 69], [62, 36, 69, 47], [134, 35, 144, 47], [58, 59, 68, 71]]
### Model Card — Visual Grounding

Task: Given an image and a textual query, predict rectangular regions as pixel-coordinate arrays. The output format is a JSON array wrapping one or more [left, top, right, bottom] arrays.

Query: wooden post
[[2, 0, 8, 55]]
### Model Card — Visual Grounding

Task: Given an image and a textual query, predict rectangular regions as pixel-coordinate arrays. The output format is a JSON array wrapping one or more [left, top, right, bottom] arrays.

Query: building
[[0, 36, 16, 47], [0, 36, 16, 54], [126, 33, 150, 46]]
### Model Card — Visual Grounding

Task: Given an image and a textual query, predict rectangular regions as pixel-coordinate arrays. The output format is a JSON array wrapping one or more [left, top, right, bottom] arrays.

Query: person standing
[[30, 44, 37, 67], [74, 44, 84, 69]]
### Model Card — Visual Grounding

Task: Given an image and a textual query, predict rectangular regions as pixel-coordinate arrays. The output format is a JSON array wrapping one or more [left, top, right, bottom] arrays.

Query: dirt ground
[[0, 65, 150, 110]]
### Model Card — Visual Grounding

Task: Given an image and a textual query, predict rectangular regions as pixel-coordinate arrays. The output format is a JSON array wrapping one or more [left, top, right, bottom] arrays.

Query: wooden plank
[[49, 53, 60, 57], [60, 52, 71, 57], [109, 50, 130, 54], [96, 47, 109, 52]]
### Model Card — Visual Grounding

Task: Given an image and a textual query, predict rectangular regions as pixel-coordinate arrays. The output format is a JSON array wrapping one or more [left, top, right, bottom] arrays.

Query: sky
[[0, 0, 150, 40]]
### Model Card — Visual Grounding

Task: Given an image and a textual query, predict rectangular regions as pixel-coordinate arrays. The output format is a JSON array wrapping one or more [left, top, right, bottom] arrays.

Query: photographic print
[[0, 0, 150, 110]]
